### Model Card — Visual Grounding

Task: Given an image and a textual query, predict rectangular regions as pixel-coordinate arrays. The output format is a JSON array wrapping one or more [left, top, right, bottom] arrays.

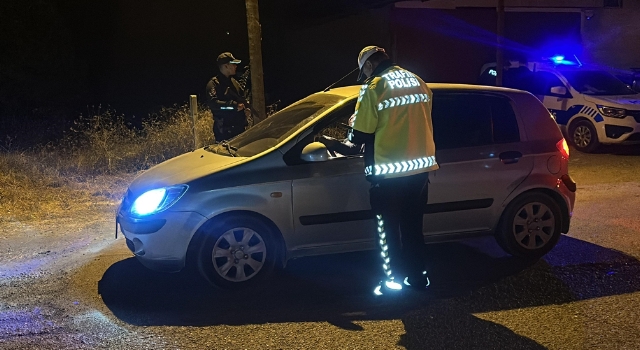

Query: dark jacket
[[205, 73, 247, 128]]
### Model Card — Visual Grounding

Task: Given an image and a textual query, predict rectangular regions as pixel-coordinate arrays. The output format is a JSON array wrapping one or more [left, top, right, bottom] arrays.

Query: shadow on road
[[98, 235, 640, 348]]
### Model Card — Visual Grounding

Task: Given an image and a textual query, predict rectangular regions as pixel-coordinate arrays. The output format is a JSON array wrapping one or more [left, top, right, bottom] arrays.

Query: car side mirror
[[550, 86, 567, 96], [301, 142, 330, 162]]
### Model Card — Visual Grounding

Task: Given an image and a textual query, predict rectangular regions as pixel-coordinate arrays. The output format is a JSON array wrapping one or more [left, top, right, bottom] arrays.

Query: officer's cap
[[357, 46, 385, 82], [217, 52, 241, 66]]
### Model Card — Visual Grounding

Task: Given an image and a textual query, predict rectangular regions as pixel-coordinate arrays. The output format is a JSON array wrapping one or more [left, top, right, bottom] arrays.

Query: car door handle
[[499, 151, 522, 164]]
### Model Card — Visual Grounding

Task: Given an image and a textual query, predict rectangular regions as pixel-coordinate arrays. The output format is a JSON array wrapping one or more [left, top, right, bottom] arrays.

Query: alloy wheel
[[512, 202, 556, 250], [573, 125, 592, 148], [211, 227, 267, 282]]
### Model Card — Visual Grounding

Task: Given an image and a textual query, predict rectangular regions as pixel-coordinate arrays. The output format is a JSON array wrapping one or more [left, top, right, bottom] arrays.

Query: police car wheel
[[496, 192, 562, 259], [570, 120, 599, 153], [197, 215, 278, 290]]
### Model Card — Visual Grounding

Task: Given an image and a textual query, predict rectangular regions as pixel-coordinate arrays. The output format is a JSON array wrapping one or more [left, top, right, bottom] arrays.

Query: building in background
[[390, 0, 640, 85]]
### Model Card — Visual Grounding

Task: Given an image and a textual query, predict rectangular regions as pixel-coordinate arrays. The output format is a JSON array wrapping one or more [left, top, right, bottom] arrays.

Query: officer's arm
[[206, 80, 239, 112], [349, 82, 378, 145]]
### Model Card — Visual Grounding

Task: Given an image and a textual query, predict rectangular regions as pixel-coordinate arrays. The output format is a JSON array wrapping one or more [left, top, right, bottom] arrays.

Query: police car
[[480, 56, 640, 152]]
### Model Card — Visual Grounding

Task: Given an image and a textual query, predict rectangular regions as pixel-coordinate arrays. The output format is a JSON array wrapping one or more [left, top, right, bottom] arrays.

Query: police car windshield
[[217, 94, 346, 157], [563, 70, 638, 96]]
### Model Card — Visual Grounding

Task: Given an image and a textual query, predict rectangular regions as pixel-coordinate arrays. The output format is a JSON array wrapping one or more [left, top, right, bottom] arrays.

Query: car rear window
[[431, 92, 519, 150]]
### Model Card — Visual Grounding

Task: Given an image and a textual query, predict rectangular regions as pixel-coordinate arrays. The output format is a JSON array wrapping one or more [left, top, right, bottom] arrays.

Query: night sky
[[0, 0, 393, 125], [1, 0, 584, 145]]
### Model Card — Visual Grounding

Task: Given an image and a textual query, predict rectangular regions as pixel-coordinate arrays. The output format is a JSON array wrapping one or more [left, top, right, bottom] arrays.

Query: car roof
[[480, 60, 609, 72], [323, 83, 527, 97]]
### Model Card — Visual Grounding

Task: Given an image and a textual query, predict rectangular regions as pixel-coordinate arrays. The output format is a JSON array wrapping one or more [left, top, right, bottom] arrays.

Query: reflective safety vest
[[351, 65, 438, 179]]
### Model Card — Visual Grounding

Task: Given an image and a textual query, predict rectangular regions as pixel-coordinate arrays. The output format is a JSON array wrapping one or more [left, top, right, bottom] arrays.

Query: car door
[[288, 102, 375, 254], [426, 92, 534, 236], [527, 71, 574, 122]]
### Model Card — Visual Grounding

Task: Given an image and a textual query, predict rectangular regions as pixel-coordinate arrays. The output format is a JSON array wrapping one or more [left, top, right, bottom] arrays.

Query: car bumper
[[556, 174, 576, 234], [117, 210, 207, 272], [598, 114, 640, 144]]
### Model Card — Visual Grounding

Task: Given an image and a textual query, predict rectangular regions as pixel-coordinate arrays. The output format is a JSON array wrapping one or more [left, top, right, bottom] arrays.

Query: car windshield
[[207, 93, 347, 157], [562, 70, 638, 96]]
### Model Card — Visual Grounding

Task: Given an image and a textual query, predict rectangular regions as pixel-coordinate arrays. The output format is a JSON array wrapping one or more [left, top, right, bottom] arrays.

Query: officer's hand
[[237, 103, 245, 111], [244, 109, 252, 118], [348, 113, 356, 127]]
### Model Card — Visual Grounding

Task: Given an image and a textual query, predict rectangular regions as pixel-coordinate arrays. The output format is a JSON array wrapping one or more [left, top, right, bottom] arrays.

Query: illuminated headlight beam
[[130, 185, 188, 217]]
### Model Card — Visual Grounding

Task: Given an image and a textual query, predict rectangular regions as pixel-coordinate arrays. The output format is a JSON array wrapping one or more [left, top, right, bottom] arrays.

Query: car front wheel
[[496, 193, 562, 259], [570, 120, 599, 153], [197, 215, 279, 290]]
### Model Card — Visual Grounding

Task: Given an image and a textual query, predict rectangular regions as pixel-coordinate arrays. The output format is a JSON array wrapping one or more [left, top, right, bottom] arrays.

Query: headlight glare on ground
[[130, 185, 188, 217]]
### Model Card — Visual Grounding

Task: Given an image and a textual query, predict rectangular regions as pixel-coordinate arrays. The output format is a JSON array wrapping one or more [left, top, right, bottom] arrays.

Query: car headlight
[[130, 185, 188, 217], [597, 105, 627, 118]]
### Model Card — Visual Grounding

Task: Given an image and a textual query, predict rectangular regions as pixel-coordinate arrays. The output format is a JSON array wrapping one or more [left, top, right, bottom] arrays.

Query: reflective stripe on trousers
[[377, 214, 394, 278]]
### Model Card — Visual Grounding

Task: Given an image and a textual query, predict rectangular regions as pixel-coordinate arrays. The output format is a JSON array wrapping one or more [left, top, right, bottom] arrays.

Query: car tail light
[[556, 139, 569, 160]]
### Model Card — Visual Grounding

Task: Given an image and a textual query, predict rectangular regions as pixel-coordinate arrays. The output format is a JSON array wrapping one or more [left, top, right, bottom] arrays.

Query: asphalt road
[[1, 146, 640, 349]]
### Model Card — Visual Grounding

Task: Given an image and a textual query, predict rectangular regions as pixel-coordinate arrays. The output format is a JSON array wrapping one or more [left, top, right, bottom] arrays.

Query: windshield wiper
[[220, 142, 238, 157]]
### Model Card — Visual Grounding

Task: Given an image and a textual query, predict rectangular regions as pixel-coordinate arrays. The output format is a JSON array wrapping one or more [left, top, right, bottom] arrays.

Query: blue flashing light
[[546, 55, 579, 66], [489, 69, 497, 77]]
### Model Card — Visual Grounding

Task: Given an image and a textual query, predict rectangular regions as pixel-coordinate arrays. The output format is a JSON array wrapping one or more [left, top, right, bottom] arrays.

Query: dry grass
[[0, 104, 216, 225], [43, 104, 215, 174], [0, 152, 98, 224]]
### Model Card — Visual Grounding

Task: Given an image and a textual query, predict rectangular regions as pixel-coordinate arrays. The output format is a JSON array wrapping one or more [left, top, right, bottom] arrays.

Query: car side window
[[283, 99, 361, 165], [431, 93, 519, 149], [530, 72, 566, 96], [490, 97, 520, 143], [431, 93, 493, 150], [311, 100, 363, 158], [316, 113, 352, 141]]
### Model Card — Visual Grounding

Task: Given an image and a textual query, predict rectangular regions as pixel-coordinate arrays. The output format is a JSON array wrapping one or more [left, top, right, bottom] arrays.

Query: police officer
[[206, 52, 249, 142], [348, 46, 438, 295]]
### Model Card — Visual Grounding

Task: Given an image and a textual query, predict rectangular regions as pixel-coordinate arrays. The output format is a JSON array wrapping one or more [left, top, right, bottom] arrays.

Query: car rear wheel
[[496, 193, 562, 259], [197, 215, 279, 290], [570, 120, 599, 153]]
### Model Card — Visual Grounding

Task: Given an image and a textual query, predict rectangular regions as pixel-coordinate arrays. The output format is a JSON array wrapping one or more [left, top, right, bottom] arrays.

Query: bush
[[44, 104, 215, 174], [0, 103, 217, 223]]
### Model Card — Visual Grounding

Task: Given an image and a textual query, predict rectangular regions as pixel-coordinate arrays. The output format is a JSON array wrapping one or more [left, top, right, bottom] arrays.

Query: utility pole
[[245, 0, 266, 122], [496, 0, 505, 87]]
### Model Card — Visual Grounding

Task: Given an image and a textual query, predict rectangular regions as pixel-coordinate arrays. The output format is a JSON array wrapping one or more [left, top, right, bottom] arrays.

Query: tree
[[245, 0, 266, 122]]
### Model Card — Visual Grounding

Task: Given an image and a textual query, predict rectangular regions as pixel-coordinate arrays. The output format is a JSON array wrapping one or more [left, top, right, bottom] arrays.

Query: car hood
[[583, 94, 640, 109], [128, 147, 246, 195]]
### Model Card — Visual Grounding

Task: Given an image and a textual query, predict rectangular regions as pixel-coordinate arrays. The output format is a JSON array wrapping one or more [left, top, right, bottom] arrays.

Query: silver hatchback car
[[117, 84, 576, 289]]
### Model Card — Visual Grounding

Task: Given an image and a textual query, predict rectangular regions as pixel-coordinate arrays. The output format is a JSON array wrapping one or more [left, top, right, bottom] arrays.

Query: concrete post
[[190, 95, 199, 149]]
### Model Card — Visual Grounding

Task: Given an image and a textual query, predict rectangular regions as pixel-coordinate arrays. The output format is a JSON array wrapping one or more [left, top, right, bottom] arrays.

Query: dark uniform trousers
[[213, 114, 246, 142], [369, 171, 429, 286]]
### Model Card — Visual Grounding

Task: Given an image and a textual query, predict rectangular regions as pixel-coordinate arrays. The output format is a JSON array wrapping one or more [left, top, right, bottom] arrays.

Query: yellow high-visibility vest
[[352, 65, 438, 178]]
